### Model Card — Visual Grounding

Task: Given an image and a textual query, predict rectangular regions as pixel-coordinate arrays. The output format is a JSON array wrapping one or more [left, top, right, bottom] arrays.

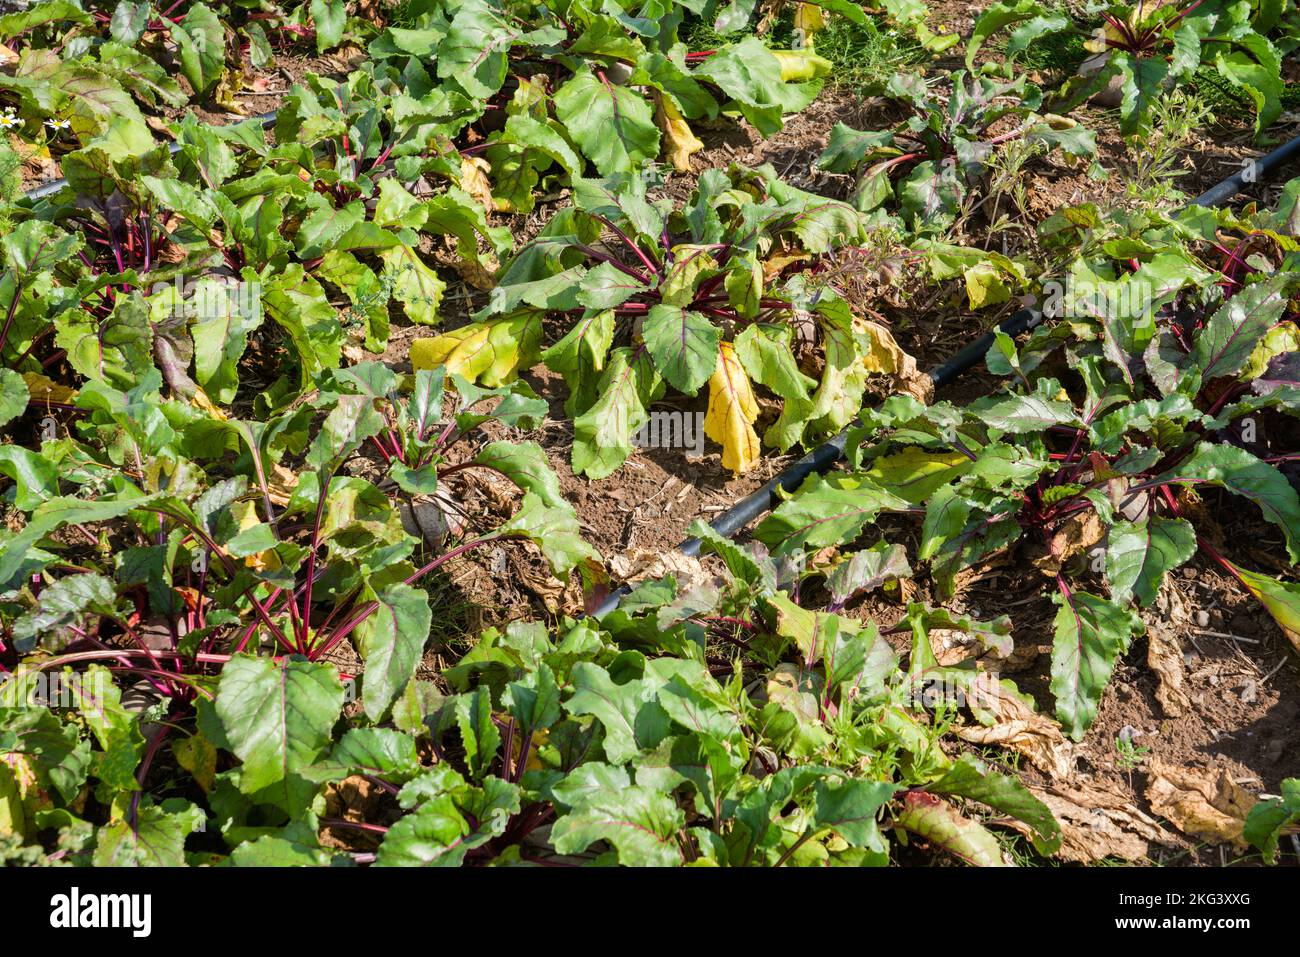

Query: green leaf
[[1154, 442, 1300, 563], [0, 446, 58, 511], [735, 323, 815, 401], [966, 0, 1066, 68], [1244, 778, 1299, 864], [554, 69, 660, 176], [306, 393, 385, 470], [1115, 52, 1169, 135], [454, 687, 500, 781], [754, 474, 909, 557], [310, 728, 424, 785], [214, 655, 344, 793], [692, 37, 787, 136], [564, 661, 665, 764], [93, 799, 203, 867], [970, 392, 1081, 433], [812, 778, 896, 852], [376, 797, 470, 866], [496, 491, 600, 575], [356, 583, 431, 722], [58, 664, 144, 792], [571, 346, 661, 479], [929, 754, 1061, 855], [1050, 588, 1143, 741], [172, 2, 225, 99], [827, 543, 912, 605], [641, 304, 720, 395], [0, 493, 163, 587], [1105, 516, 1197, 608], [310, 0, 347, 51], [473, 441, 565, 509], [381, 244, 446, 326], [1228, 561, 1300, 656], [1191, 275, 1292, 383], [260, 265, 342, 386], [542, 310, 616, 416], [1215, 38, 1283, 137], [551, 785, 685, 866], [437, 0, 515, 99], [231, 819, 337, 865], [0, 368, 28, 429], [189, 276, 264, 404]]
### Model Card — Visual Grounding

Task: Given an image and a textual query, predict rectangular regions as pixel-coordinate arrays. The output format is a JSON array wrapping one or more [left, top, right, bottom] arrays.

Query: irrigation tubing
[[589, 126, 1300, 618]]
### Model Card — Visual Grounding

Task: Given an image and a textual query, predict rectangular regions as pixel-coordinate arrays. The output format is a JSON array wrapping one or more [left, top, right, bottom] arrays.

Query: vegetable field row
[[1, 0, 1299, 868]]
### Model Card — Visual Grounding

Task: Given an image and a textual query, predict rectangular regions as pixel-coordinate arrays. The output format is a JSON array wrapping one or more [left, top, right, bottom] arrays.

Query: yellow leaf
[[459, 156, 495, 213], [704, 341, 760, 476], [793, 2, 826, 40], [861, 447, 972, 505], [231, 500, 280, 573], [770, 49, 832, 82], [21, 372, 77, 407], [1241, 320, 1300, 381], [190, 385, 228, 420], [855, 318, 910, 375], [654, 92, 703, 173], [409, 312, 542, 387], [761, 248, 810, 284], [173, 735, 217, 793]]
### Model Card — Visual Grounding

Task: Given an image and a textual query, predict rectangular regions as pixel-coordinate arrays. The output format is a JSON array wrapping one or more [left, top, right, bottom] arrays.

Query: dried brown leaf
[[956, 681, 1076, 780], [1145, 759, 1257, 850]]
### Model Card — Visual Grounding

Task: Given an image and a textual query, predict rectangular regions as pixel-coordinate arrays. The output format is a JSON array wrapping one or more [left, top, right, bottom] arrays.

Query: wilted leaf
[[704, 341, 760, 476], [1145, 758, 1256, 851]]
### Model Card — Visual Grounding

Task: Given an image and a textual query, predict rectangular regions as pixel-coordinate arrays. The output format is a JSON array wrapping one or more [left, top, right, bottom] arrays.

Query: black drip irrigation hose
[[19, 110, 280, 203], [589, 127, 1300, 619]]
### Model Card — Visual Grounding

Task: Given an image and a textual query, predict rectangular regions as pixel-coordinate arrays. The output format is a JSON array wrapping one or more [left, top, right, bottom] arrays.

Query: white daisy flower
[[44, 118, 71, 131]]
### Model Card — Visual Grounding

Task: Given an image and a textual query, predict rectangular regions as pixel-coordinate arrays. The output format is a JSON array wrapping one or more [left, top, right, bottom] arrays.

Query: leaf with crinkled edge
[[551, 784, 685, 866], [1105, 516, 1196, 608], [554, 69, 660, 176], [381, 244, 447, 326], [755, 473, 910, 557], [564, 661, 668, 764], [1050, 588, 1143, 741], [1191, 273, 1292, 383], [571, 346, 661, 479], [214, 655, 344, 793], [93, 799, 204, 867], [496, 491, 600, 576], [1154, 442, 1300, 563]]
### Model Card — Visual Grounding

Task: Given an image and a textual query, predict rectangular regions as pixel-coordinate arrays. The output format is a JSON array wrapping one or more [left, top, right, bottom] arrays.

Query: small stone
[[1195, 610, 1210, 627], [1240, 681, 1258, 704], [1182, 567, 1198, 579]]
